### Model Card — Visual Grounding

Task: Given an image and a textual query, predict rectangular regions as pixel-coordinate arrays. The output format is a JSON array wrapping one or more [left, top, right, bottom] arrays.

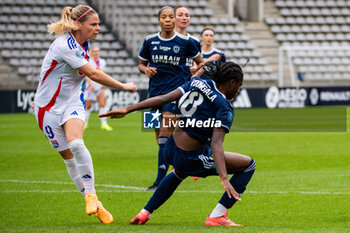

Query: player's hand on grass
[[221, 178, 241, 201], [98, 108, 128, 119], [145, 67, 157, 78], [123, 82, 137, 93]]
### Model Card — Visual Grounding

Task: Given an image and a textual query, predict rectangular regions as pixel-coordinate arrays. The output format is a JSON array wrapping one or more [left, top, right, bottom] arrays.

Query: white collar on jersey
[[157, 32, 176, 41], [68, 32, 89, 52], [202, 49, 215, 55]]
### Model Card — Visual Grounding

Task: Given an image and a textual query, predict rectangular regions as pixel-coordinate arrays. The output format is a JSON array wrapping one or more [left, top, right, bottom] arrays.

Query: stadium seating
[[266, 0, 350, 82], [1, 0, 349, 88], [0, 0, 148, 89], [91, 0, 277, 82]]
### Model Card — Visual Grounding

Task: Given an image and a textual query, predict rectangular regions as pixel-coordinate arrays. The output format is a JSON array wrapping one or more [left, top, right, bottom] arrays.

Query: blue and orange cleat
[[205, 211, 242, 227], [130, 210, 150, 225]]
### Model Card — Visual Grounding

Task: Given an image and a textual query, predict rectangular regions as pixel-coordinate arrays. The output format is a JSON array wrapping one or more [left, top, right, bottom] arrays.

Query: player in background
[[201, 27, 226, 79], [84, 46, 113, 131], [139, 6, 204, 191], [33, 4, 136, 224], [99, 61, 256, 227], [174, 6, 202, 180], [174, 6, 201, 77]]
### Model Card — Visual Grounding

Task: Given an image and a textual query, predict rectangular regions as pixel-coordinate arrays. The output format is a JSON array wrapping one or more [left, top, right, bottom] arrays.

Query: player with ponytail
[[34, 4, 136, 224]]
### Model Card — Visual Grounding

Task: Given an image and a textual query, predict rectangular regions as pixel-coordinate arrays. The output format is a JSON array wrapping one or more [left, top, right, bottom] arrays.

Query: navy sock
[[145, 171, 183, 213], [154, 136, 169, 185], [219, 159, 256, 209]]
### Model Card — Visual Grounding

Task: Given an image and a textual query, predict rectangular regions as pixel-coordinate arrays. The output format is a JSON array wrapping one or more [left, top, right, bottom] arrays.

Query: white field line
[[0, 179, 349, 195]]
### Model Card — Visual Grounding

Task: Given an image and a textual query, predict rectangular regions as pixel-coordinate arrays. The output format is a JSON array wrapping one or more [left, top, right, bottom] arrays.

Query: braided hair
[[203, 61, 243, 85]]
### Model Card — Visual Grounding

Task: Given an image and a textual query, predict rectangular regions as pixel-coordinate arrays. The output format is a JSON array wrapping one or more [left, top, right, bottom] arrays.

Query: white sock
[[141, 209, 151, 218], [98, 107, 107, 125], [99, 107, 107, 125], [68, 139, 96, 194], [64, 158, 85, 196], [85, 108, 91, 124], [209, 203, 227, 218]]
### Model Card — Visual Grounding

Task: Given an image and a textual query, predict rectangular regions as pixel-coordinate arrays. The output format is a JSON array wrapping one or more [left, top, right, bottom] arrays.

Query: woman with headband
[[33, 4, 136, 224]]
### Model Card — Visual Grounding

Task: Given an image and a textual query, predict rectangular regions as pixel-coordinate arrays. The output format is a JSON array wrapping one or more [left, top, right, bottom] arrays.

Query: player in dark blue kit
[[201, 27, 226, 80], [138, 6, 204, 191], [174, 6, 202, 79], [100, 62, 256, 227]]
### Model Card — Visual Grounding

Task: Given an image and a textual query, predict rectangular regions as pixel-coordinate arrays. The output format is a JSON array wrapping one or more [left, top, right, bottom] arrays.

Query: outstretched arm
[[99, 88, 183, 119], [211, 128, 241, 201], [78, 63, 137, 93]]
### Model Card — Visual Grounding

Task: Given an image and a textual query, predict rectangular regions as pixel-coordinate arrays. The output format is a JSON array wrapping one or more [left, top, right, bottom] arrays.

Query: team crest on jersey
[[173, 46, 180, 53], [76, 51, 82, 58], [51, 140, 59, 148]]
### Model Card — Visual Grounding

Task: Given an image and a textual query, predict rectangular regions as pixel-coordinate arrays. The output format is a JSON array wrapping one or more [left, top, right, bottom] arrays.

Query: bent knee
[[244, 159, 256, 172], [68, 139, 85, 153]]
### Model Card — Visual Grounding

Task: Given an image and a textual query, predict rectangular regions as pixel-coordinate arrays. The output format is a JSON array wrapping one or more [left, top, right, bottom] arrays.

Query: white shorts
[[34, 103, 85, 152], [85, 81, 103, 101]]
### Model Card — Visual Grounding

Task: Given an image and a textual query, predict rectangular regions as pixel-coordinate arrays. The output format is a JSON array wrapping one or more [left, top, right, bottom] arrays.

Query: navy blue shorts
[[151, 101, 178, 114], [164, 135, 218, 177]]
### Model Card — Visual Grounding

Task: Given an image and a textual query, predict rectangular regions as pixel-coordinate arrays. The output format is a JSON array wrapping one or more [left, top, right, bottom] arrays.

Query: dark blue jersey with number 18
[[139, 32, 200, 98], [177, 77, 234, 146]]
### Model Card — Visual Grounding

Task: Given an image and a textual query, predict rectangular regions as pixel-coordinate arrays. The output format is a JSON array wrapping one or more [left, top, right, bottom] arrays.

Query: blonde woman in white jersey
[[34, 4, 136, 224], [84, 46, 113, 131]]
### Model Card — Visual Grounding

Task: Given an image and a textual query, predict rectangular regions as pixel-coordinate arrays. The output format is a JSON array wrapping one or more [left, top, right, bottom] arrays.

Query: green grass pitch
[[0, 106, 349, 232]]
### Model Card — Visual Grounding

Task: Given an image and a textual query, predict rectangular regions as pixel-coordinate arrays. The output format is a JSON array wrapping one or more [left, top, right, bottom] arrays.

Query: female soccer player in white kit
[[33, 4, 136, 224], [84, 46, 113, 131]]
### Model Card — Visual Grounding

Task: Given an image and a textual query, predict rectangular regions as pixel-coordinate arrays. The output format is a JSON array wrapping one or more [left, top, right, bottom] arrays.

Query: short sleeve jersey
[[183, 33, 201, 80], [34, 33, 89, 114], [201, 48, 226, 80], [139, 32, 200, 98], [177, 77, 234, 145]]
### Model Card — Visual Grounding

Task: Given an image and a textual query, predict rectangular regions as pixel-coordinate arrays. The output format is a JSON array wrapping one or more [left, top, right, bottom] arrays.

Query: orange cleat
[[85, 193, 98, 215], [205, 211, 242, 227], [192, 176, 199, 180], [130, 210, 150, 225], [95, 201, 114, 224]]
